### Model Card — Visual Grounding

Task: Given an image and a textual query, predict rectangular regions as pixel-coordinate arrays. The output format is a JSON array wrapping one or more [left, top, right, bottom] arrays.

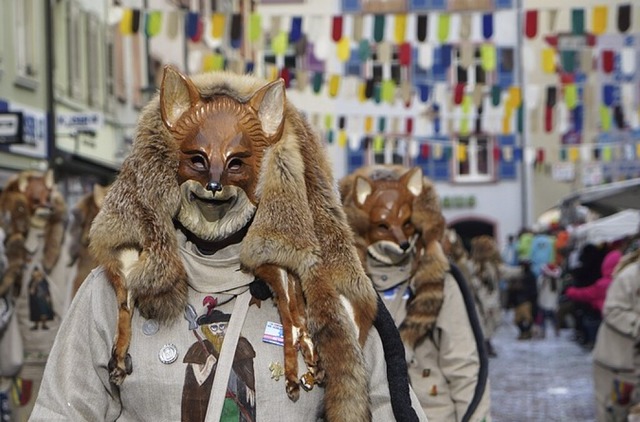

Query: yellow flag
[[592, 6, 608, 35], [394, 14, 407, 44], [338, 130, 348, 148], [120, 9, 133, 35], [508, 87, 522, 108], [457, 143, 467, 162], [358, 82, 367, 103], [568, 146, 579, 162], [328, 75, 341, 98], [365, 116, 373, 133], [337, 37, 351, 61], [542, 48, 556, 73], [212, 13, 226, 39]]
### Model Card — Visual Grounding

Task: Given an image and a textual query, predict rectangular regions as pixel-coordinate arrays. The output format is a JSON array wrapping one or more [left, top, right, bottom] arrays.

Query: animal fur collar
[[89, 71, 378, 420], [340, 165, 448, 349]]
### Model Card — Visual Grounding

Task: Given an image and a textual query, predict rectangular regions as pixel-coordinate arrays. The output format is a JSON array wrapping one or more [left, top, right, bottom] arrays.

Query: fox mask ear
[[354, 176, 372, 207], [18, 172, 29, 193], [249, 79, 285, 139], [401, 167, 423, 197], [44, 169, 54, 190], [160, 65, 200, 130], [93, 184, 108, 208]]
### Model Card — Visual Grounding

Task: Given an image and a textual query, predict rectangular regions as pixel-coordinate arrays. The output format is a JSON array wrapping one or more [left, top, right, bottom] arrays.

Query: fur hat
[[340, 164, 448, 348], [89, 70, 378, 420]]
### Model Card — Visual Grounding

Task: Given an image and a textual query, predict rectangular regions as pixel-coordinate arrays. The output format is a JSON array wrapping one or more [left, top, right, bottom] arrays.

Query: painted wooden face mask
[[160, 66, 285, 242], [352, 166, 423, 264]]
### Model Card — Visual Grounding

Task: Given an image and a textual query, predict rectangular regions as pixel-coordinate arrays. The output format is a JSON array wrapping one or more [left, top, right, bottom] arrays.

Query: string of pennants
[[116, 4, 636, 42]]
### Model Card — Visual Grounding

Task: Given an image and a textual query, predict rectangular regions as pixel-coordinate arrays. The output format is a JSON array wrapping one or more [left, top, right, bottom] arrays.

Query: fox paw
[[300, 372, 315, 391], [108, 353, 133, 385], [285, 377, 300, 402]]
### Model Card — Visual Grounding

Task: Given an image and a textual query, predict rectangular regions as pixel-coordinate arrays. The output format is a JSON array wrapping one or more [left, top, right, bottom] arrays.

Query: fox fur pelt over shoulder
[[340, 165, 448, 348], [89, 71, 378, 420]]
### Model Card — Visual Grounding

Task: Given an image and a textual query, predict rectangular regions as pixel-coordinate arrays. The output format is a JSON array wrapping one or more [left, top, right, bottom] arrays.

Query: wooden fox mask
[[352, 166, 423, 253], [160, 66, 285, 243]]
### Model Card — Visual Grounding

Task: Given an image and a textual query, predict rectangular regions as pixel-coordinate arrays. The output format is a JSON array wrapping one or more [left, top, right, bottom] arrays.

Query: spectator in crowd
[[566, 247, 623, 348], [536, 263, 562, 338], [516, 228, 534, 263], [564, 243, 607, 346], [511, 260, 538, 340], [529, 228, 556, 278]]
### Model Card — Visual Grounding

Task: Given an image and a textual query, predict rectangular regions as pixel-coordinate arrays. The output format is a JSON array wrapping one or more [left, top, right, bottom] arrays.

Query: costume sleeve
[[565, 284, 600, 305], [499, 263, 522, 281], [30, 268, 122, 421], [437, 275, 486, 422], [602, 265, 640, 340], [364, 325, 428, 422]]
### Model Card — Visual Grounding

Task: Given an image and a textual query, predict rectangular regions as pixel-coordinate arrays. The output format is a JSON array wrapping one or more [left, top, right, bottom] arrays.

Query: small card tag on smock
[[263, 321, 284, 346]]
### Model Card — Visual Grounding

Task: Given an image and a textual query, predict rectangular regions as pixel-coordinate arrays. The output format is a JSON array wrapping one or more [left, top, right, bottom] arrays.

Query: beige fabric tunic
[[378, 273, 491, 422], [31, 232, 426, 421]]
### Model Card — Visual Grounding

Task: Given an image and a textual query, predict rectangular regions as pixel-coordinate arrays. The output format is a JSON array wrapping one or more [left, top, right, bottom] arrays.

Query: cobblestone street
[[489, 312, 597, 422]]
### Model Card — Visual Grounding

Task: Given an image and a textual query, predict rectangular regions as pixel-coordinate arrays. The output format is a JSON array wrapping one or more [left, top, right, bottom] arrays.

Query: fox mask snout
[[353, 167, 423, 250]]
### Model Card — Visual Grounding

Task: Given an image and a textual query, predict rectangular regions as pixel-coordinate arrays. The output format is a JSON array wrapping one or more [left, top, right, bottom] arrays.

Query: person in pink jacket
[[566, 248, 623, 315]]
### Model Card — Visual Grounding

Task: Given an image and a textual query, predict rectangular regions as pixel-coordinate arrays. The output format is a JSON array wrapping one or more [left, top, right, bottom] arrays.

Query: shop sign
[[441, 195, 476, 209], [0, 112, 23, 144]]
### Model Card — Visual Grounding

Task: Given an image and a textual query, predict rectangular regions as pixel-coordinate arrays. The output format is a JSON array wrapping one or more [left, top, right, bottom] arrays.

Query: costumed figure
[[0, 226, 18, 422], [468, 235, 503, 358], [442, 228, 473, 284], [67, 183, 109, 298], [592, 249, 640, 422], [31, 67, 426, 421], [340, 164, 490, 422], [0, 169, 70, 420]]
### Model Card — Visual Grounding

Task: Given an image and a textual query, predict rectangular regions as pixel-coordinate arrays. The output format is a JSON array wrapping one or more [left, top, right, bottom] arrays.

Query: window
[[451, 44, 494, 86], [87, 14, 101, 108], [14, 0, 37, 79], [67, 2, 83, 99], [366, 136, 411, 166], [453, 136, 495, 183]]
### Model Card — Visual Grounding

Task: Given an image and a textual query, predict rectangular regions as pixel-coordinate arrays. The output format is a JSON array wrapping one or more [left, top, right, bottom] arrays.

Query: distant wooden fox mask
[[159, 66, 286, 242], [352, 166, 423, 257]]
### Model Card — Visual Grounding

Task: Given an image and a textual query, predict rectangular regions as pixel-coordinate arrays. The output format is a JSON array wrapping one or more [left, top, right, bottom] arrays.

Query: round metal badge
[[158, 344, 178, 364], [142, 319, 159, 336]]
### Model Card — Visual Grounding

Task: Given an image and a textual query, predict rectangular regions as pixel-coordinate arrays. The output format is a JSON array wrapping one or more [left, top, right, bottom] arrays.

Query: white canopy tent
[[572, 209, 640, 246]]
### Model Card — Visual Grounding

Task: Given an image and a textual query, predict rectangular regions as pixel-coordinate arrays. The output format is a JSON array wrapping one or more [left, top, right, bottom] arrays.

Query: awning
[[560, 178, 640, 217], [572, 209, 640, 246]]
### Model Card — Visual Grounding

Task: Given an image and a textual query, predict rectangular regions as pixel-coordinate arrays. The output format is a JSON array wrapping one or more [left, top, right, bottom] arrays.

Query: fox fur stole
[[89, 71, 378, 421], [340, 164, 448, 349]]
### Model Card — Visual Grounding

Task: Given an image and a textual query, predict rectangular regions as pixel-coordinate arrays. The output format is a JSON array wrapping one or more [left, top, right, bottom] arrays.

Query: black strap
[[374, 295, 420, 422], [448, 262, 489, 422]]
